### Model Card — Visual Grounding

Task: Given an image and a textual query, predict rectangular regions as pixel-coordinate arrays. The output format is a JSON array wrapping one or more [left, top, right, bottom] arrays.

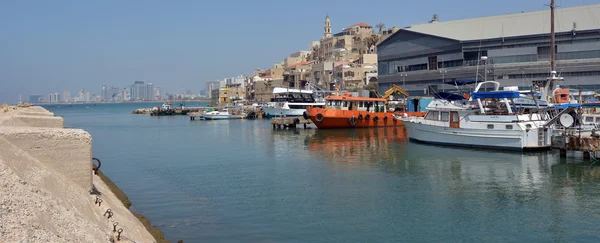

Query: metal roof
[[404, 4, 600, 41]]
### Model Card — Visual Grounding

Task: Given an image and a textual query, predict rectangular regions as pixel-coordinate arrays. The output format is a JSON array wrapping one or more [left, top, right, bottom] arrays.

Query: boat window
[[586, 117, 594, 123], [451, 112, 459, 122], [342, 101, 347, 107], [526, 124, 532, 129], [426, 111, 439, 120], [487, 124, 494, 129], [506, 125, 513, 130], [440, 112, 450, 121], [425, 111, 434, 120]]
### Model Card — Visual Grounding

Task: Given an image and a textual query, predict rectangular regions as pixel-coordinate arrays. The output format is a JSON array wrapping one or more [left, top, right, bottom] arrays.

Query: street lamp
[[439, 69, 447, 91], [481, 56, 489, 81], [400, 72, 408, 89]]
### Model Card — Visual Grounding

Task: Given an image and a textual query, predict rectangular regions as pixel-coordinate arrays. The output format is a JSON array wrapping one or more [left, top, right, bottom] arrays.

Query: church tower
[[324, 15, 332, 38]]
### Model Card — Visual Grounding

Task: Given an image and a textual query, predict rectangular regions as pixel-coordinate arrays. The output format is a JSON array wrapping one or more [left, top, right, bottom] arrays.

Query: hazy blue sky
[[1, 0, 598, 103]]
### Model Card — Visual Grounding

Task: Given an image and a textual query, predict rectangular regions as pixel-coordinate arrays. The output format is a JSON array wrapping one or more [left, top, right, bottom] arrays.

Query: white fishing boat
[[262, 87, 325, 118], [397, 81, 554, 151], [202, 108, 247, 120]]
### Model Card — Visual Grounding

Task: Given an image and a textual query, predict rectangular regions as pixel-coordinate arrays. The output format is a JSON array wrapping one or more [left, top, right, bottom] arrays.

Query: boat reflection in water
[[304, 126, 409, 164]]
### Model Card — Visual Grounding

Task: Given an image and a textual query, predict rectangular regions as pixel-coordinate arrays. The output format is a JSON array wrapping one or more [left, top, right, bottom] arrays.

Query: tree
[[376, 23, 385, 34], [364, 82, 378, 91], [365, 35, 380, 51]]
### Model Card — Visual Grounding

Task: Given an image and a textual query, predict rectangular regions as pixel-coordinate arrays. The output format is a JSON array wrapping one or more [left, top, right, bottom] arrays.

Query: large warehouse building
[[377, 4, 600, 96]]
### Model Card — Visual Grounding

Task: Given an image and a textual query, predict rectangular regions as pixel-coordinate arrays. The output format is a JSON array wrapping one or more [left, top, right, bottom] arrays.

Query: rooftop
[[403, 4, 600, 41], [345, 22, 372, 30]]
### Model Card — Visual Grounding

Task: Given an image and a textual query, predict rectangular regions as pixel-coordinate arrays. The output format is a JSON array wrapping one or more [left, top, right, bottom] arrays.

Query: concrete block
[[1, 115, 64, 128], [16, 106, 56, 116], [0, 127, 92, 191]]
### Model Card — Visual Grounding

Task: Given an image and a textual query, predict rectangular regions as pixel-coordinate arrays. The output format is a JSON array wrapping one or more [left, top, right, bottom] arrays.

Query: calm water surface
[[46, 103, 600, 242]]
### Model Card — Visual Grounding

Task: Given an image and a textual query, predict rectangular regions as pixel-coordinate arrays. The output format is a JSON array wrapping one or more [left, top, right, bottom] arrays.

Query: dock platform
[[553, 132, 600, 160], [271, 117, 312, 129]]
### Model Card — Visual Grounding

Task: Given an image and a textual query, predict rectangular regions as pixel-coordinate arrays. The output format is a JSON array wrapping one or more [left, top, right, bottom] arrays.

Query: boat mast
[[550, 0, 556, 72], [542, 0, 558, 103]]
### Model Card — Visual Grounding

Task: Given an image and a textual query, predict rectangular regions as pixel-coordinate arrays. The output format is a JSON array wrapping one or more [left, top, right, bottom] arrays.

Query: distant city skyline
[[2, 0, 599, 104], [25, 81, 209, 104]]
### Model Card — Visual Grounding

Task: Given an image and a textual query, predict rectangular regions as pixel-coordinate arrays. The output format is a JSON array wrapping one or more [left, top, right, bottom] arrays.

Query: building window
[[464, 51, 488, 61], [407, 63, 427, 71], [437, 59, 463, 68]]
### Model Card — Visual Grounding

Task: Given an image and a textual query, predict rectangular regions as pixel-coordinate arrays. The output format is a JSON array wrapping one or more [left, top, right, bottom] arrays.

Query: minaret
[[324, 15, 332, 38]]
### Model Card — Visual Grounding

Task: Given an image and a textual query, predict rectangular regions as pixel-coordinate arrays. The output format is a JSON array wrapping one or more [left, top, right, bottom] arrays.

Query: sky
[[1, 0, 599, 103]]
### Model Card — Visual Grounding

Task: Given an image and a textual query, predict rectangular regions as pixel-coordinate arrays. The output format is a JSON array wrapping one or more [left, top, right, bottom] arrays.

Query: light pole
[[400, 72, 407, 90], [481, 56, 488, 82], [439, 69, 447, 91]]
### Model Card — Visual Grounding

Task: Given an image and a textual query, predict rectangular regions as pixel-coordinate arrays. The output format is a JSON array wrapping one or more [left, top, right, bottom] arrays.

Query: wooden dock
[[271, 117, 312, 129], [553, 132, 600, 160]]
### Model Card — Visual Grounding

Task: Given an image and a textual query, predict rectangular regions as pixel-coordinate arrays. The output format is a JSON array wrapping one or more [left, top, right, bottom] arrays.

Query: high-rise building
[[62, 90, 71, 103], [47, 93, 60, 103], [101, 85, 107, 102], [146, 83, 154, 100], [29, 95, 43, 103], [79, 89, 85, 102], [154, 87, 162, 100], [85, 92, 91, 102], [123, 87, 130, 101], [205, 81, 220, 99], [107, 86, 119, 102], [132, 81, 145, 100], [233, 75, 245, 88]]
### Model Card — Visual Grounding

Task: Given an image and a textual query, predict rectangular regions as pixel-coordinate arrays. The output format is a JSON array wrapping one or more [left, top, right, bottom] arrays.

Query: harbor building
[[377, 4, 600, 96]]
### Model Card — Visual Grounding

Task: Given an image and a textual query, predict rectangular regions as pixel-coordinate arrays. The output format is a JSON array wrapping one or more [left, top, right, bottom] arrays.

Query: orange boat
[[304, 92, 426, 129]]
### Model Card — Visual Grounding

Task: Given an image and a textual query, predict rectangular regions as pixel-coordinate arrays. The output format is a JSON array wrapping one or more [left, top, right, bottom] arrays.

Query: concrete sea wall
[[0, 104, 163, 242]]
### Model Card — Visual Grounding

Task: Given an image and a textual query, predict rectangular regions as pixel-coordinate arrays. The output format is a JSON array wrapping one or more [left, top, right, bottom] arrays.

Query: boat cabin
[[270, 88, 316, 103], [325, 93, 388, 112]]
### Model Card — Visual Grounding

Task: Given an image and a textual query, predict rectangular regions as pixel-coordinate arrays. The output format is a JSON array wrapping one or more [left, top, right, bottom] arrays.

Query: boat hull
[[403, 120, 551, 151], [203, 115, 246, 120], [262, 107, 304, 118], [306, 107, 425, 129]]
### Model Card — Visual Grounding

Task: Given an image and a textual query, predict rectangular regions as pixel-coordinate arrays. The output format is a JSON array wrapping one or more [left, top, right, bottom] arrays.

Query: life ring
[[303, 111, 309, 120], [358, 114, 363, 120], [365, 114, 371, 120], [315, 113, 325, 122], [349, 117, 358, 126], [373, 116, 380, 122]]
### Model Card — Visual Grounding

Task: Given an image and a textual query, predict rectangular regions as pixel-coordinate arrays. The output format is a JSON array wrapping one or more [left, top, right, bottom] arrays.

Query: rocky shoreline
[[0, 103, 168, 242]]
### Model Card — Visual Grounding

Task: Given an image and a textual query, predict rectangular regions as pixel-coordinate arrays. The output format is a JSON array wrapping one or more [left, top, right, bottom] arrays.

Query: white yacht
[[397, 81, 554, 151], [262, 87, 325, 118], [203, 108, 247, 120]]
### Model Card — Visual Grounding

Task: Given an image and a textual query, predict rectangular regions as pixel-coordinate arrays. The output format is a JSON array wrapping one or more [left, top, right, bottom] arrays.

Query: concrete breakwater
[[0, 104, 165, 242]]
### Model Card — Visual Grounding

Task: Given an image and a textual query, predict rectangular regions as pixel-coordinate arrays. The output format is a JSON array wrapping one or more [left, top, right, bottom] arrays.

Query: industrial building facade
[[377, 4, 600, 96]]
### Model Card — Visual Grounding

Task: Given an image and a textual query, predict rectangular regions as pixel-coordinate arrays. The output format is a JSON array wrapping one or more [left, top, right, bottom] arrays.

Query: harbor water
[[47, 103, 600, 242]]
